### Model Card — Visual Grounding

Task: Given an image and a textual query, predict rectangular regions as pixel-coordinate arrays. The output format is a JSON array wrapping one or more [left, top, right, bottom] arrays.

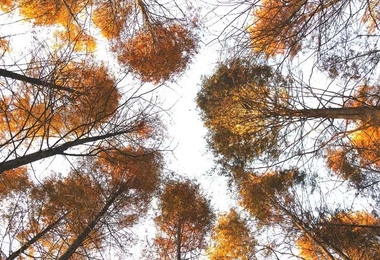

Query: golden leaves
[[208, 209, 256, 260], [153, 180, 214, 258], [92, 1, 132, 39], [249, 0, 307, 57]]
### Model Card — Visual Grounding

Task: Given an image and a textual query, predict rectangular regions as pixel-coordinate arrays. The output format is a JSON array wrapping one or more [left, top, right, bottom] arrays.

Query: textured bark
[[0, 68, 76, 93], [287, 106, 380, 122], [176, 223, 182, 260], [0, 129, 131, 174]]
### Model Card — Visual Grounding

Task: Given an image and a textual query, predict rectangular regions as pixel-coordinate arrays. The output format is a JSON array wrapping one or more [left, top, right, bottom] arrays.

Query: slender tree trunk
[[0, 68, 76, 93], [0, 129, 132, 174], [275, 201, 351, 260], [6, 214, 67, 260], [287, 106, 380, 122], [176, 223, 182, 260], [58, 187, 126, 260]]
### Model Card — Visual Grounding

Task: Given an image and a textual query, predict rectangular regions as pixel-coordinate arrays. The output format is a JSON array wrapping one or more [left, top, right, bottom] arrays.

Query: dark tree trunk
[[58, 187, 126, 260], [7, 214, 67, 260], [0, 68, 76, 93], [0, 129, 131, 174]]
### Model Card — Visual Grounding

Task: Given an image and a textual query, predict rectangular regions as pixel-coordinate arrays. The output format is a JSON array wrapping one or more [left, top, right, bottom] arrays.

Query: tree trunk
[[58, 187, 126, 260], [288, 106, 380, 123], [176, 223, 182, 260], [0, 68, 76, 93], [275, 201, 351, 260], [0, 129, 131, 174], [6, 214, 67, 260]]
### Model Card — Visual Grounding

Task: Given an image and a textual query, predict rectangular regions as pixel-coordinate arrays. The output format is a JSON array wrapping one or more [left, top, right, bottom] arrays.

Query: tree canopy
[[1, 0, 380, 259]]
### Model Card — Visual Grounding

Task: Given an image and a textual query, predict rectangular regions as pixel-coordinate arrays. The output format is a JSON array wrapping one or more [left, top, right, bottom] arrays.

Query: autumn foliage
[[208, 209, 256, 260], [117, 23, 198, 84], [92, 1, 132, 39], [297, 211, 380, 259], [239, 169, 302, 225], [153, 180, 214, 259]]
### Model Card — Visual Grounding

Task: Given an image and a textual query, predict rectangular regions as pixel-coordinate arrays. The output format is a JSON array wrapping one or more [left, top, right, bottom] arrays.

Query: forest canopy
[[0, 0, 380, 259]]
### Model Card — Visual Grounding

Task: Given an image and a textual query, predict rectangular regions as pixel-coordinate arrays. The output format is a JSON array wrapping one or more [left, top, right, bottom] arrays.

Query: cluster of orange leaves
[[117, 23, 198, 84]]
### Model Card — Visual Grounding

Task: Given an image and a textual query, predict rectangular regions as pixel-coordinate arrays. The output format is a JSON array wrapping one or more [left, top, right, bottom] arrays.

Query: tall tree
[[3, 147, 162, 259], [237, 169, 363, 259], [197, 58, 380, 172], [153, 180, 214, 260], [297, 211, 380, 259], [208, 209, 256, 260]]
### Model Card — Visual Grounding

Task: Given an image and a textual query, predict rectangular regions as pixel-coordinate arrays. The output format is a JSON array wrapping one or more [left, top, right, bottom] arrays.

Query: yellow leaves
[[249, 0, 307, 57], [116, 23, 198, 84], [0, 37, 9, 52], [54, 27, 97, 52], [154, 180, 214, 258], [17, 0, 97, 52], [296, 235, 326, 260], [95, 147, 162, 193], [0, 61, 119, 139], [325, 148, 363, 184], [238, 170, 300, 225], [92, 1, 132, 39], [0, 0, 14, 12], [208, 209, 255, 260], [350, 126, 380, 166]]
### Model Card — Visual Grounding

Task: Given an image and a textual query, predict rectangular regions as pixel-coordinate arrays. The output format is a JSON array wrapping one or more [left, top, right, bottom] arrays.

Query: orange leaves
[[92, 1, 132, 39], [56, 61, 120, 131], [249, 0, 307, 57], [297, 211, 380, 259], [239, 170, 301, 225], [362, 0, 380, 33], [95, 147, 162, 193], [0, 0, 14, 12], [0, 167, 31, 197], [117, 23, 198, 84], [0, 61, 120, 139], [208, 209, 256, 260], [154, 180, 214, 259], [326, 148, 363, 184]]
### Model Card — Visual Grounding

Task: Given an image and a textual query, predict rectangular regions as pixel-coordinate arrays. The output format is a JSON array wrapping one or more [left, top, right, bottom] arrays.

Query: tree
[[153, 180, 214, 260], [236, 169, 361, 259], [3, 147, 162, 259], [297, 211, 380, 260], [116, 22, 198, 84], [197, 58, 380, 172], [208, 209, 256, 260]]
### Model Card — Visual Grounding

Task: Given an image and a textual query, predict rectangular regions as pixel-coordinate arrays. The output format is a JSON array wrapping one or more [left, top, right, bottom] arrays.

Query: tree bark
[[176, 223, 182, 260], [0, 68, 77, 93], [288, 106, 380, 123], [0, 129, 132, 174]]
